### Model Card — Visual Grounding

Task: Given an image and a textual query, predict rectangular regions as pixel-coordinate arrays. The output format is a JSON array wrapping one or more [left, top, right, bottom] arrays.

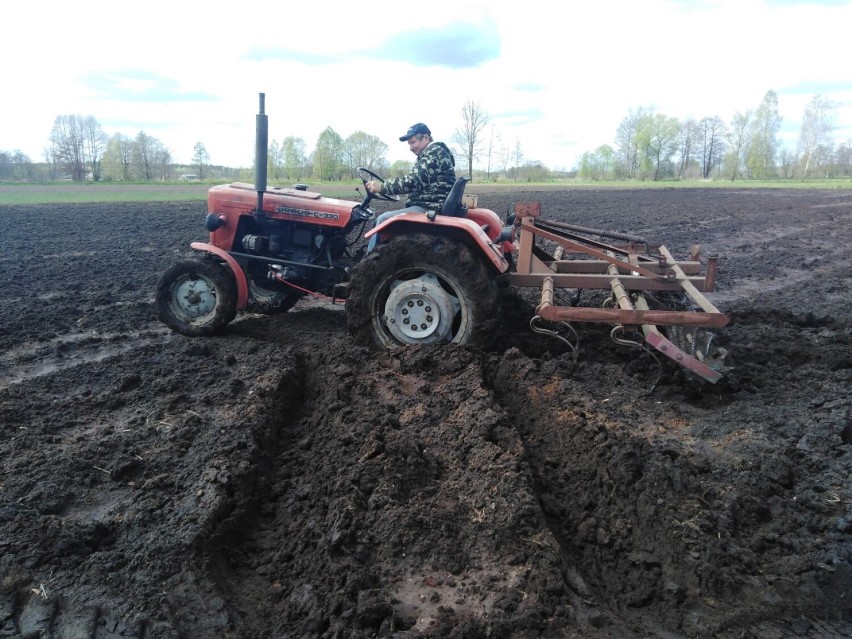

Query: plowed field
[[1, 187, 849, 638]]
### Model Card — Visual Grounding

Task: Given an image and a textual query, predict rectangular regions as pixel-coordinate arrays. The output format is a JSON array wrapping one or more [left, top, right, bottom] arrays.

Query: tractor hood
[[208, 182, 359, 229]]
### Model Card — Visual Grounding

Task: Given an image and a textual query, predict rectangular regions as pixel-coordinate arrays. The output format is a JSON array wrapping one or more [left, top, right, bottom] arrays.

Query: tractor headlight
[[205, 214, 226, 231]]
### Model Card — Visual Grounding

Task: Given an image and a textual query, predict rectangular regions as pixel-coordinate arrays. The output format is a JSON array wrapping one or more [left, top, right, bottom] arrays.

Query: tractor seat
[[441, 176, 471, 217]]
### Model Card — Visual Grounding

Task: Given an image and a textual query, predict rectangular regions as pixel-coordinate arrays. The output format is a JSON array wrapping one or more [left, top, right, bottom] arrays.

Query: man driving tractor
[[364, 122, 456, 252]]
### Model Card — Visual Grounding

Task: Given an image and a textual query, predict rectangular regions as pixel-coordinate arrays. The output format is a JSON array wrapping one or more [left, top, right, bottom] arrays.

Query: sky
[[2, 0, 851, 172]]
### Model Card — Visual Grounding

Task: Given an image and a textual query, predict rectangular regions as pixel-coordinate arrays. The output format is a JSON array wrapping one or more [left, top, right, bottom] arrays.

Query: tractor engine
[[236, 216, 350, 296]]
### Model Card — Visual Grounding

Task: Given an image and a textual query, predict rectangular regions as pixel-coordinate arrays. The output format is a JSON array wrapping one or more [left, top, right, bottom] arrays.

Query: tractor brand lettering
[[275, 206, 340, 220]]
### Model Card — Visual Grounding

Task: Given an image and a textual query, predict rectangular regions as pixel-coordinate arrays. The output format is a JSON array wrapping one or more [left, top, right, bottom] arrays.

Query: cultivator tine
[[610, 325, 663, 393], [531, 274, 580, 371], [530, 315, 579, 366]]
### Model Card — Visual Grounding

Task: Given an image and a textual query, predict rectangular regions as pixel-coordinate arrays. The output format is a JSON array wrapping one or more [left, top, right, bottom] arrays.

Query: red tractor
[[157, 95, 730, 385], [155, 95, 517, 349]]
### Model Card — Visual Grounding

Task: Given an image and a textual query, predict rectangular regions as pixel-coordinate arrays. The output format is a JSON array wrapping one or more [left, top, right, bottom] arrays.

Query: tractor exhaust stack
[[255, 92, 268, 213]]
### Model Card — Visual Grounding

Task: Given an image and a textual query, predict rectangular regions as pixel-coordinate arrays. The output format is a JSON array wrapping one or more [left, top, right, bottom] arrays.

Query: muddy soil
[[0, 187, 849, 638]]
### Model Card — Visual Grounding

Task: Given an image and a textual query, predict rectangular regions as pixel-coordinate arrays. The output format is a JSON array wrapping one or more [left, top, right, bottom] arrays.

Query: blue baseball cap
[[399, 123, 431, 141]]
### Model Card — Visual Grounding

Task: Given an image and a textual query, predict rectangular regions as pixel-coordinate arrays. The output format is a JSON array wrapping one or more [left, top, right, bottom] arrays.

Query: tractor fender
[[190, 242, 250, 310], [365, 212, 511, 273]]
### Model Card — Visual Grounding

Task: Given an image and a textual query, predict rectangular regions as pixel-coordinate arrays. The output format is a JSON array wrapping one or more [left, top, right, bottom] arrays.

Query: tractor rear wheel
[[347, 233, 500, 349], [156, 259, 237, 336]]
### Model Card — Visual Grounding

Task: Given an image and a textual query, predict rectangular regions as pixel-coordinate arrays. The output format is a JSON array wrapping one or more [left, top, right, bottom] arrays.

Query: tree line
[[0, 116, 236, 183], [0, 99, 550, 184], [0, 118, 404, 184], [0, 113, 412, 184], [1, 93, 847, 183], [577, 92, 849, 181]]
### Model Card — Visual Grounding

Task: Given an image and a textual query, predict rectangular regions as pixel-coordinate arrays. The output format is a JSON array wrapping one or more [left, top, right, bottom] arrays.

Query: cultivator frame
[[509, 202, 729, 384]]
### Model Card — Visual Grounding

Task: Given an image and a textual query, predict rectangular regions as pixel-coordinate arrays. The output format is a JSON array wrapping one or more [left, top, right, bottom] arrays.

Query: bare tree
[[521, 160, 549, 182], [778, 146, 798, 179], [798, 94, 837, 177], [41, 147, 58, 180], [117, 133, 136, 180], [11, 150, 32, 181], [513, 139, 523, 182], [192, 142, 210, 180], [615, 107, 651, 178], [698, 116, 726, 178], [82, 116, 107, 181], [499, 144, 511, 179], [268, 140, 282, 180], [484, 125, 498, 181], [452, 100, 490, 179], [677, 119, 700, 179], [837, 141, 852, 177], [50, 115, 86, 181], [153, 140, 172, 181], [0, 151, 10, 180], [49, 114, 105, 181], [134, 131, 155, 180], [725, 110, 752, 181]]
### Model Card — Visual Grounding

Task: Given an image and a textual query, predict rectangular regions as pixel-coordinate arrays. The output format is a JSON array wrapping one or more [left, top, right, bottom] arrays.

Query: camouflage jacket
[[381, 142, 456, 210]]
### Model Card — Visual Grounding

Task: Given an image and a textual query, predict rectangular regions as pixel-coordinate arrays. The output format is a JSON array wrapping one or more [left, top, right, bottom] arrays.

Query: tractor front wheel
[[156, 259, 237, 336], [347, 233, 500, 349]]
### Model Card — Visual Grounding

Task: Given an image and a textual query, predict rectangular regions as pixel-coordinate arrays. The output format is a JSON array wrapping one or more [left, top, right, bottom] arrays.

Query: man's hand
[[365, 180, 382, 194]]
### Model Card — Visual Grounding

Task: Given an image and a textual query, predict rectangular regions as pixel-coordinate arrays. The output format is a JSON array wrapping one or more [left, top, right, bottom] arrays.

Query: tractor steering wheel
[[358, 167, 399, 203]]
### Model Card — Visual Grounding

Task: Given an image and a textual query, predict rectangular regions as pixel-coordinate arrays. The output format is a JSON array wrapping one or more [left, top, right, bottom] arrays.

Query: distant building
[[180, 174, 200, 181]]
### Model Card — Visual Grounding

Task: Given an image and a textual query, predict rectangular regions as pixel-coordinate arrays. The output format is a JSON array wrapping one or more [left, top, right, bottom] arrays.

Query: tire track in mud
[[0, 325, 174, 390], [193, 349, 313, 637], [202, 299, 849, 637], [197, 345, 581, 637], [484, 349, 700, 633], [0, 305, 328, 390], [2, 588, 152, 639], [488, 275, 851, 635], [2, 332, 311, 639]]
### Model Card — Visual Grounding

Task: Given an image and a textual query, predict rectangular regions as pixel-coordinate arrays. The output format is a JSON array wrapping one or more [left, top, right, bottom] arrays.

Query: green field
[[1, 178, 849, 205], [0, 182, 210, 205], [0, 181, 371, 205]]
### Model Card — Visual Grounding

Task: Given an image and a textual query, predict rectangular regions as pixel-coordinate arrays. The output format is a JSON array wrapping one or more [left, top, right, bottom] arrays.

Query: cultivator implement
[[510, 202, 729, 384]]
